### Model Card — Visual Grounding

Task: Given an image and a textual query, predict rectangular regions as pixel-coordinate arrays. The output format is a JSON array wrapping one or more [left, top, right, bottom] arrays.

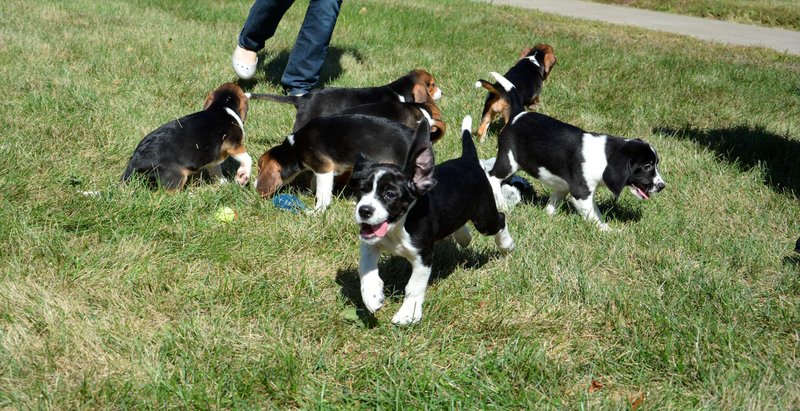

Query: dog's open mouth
[[630, 183, 650, 200], [360, 221, 389, 239]]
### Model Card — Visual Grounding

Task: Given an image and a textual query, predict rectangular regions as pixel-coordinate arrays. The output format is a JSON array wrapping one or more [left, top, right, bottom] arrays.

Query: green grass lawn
[[587, 0, 800, 31], [2, 0, 800, 408]]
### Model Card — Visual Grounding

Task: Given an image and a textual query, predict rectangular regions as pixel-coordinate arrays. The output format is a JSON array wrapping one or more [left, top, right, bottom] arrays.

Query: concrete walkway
[[490, 0, 800, 55]]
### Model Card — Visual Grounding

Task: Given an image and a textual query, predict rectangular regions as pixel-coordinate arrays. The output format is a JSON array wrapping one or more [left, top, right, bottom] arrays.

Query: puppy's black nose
[[358, 205, 374, 219], [655, 182, 666, 192]]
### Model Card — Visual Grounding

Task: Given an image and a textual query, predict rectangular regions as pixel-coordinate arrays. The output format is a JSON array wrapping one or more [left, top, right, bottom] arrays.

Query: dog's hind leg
[[545, 189, 568, 215], [472, 206, 514, 253], [158, 167, 189, 191], [206, 164, 228, 184]]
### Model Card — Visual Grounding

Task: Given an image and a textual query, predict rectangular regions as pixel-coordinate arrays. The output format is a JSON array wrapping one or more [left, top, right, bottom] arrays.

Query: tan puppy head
[[409, 69, 443, 103], [204, 82, 250, 122]]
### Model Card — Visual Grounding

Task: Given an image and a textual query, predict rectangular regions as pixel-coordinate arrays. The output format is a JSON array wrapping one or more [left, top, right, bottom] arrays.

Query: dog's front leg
[[392, 255, 432, 325], [313, 172, 334, 212], [359, 242, 385, 313], [570, 195, 610, 231], [230, 148, 253, 186]]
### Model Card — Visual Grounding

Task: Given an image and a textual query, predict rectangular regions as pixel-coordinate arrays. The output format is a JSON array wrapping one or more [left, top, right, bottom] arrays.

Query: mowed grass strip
[[1, 0, 799, 408], [587, 0, 800, 31]]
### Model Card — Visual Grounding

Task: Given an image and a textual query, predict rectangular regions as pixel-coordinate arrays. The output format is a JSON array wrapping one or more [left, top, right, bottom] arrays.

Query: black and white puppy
[[479, 72, 665, 230], [122, 83, 253, 190], [352, 117, 514, 325]]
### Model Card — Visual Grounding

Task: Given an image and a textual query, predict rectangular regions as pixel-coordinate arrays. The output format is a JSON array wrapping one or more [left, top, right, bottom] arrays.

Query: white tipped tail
[[490, 71, 515, 92], [461, 115, 472, 132], [244, 92, 252, 98], [474, 81, 482, 88]]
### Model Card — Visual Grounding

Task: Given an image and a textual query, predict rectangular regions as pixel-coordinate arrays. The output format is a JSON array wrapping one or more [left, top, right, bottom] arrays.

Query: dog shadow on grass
[[237, 46, 365, 91], [656, 125, 800, 199], [335, 240, 497, 327]]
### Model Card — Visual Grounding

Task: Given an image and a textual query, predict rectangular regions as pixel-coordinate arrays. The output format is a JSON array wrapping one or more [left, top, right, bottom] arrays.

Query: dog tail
[[475, 71, 525, 119], [460, 115, 479, 162], [247, 93, 301, 107]]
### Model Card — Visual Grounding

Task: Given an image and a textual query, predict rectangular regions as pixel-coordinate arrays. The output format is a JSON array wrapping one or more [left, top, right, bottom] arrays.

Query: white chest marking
[[507, 150, 519, 171], [377, 215, 418, 261], [418, 107, 433, 125], [581, 133, 608, 189]]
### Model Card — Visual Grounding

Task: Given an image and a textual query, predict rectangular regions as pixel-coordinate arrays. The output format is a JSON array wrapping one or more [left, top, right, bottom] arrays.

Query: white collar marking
[[524, 51, 541, 67], [224, 107, 244, 131]]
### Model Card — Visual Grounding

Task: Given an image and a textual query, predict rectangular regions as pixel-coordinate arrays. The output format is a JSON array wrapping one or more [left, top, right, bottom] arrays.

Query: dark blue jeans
[[238, 0, 342, 94]]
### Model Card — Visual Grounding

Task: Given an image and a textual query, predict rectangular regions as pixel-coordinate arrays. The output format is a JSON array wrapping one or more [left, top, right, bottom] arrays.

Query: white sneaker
[[231, 46, 258, 80]]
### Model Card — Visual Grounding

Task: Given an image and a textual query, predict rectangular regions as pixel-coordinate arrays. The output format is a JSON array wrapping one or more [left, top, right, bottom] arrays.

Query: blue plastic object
[[273, 194, 307, 214]]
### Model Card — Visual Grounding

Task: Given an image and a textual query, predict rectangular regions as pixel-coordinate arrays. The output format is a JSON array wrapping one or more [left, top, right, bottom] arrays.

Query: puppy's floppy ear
[[603, 145, 633, 198], [203, 90, 216, 110], [350, 153, 374, 187], [404, 121, 437, 196], [533, 44, 557, 79], [412, 83, 430, 103], [519, 46, 533, 59]]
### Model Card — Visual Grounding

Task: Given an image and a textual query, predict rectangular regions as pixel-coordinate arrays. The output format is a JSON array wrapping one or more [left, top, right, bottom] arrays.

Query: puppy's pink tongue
[[372, 221, 389, 237], [361, 221, 389, 238], [636, 186, 650, 200]]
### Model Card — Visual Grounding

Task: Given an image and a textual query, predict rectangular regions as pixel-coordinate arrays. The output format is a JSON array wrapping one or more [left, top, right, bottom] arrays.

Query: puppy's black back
[[339, 101, 424, 130], [122, 109, 236, 183], [501, 112, 587, 174], [406, 125, 501, 249], [500, 59, 543, 104], [294, 114, 414, 166]]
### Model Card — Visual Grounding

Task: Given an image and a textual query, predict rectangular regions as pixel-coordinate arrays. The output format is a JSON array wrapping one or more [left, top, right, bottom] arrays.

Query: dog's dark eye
[[384, 191, 398, 200], [642, 163, 653, 172]]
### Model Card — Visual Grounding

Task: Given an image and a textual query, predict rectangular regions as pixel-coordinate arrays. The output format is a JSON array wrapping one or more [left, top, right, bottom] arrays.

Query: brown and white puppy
[[477, 44, 556, 142], [339, 101, 447, 142], [254, 114, 423, 212], [250, 69, 443, 132], [122, 83, 253, 190]]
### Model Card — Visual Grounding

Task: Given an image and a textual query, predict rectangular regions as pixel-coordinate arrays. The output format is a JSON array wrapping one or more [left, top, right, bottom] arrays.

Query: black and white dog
[[352, 118, 514, 325], [478, 72, 666, 230]]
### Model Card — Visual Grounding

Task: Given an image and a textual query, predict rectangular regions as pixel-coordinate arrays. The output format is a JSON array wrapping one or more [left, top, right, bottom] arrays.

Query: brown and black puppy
[[339, 101, 447, 142], [477, 44, 556, 142], [255, 114, 425, 212], [122, 83, 253, 190], [250, 69, 443, 132]]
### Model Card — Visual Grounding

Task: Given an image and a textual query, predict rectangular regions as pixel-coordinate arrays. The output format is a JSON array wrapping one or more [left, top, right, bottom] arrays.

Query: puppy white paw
[[494, 193, 512, 213], [391, 298, 423, 325], [235, 167, 250, 185], [545, 204, 557, 216], [598, 223, 612, 232], [360, 279, 385, 314]]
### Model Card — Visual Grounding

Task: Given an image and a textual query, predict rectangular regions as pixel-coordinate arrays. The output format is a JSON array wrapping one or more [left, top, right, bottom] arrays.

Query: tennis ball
[[214, 207, 237, 222]]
